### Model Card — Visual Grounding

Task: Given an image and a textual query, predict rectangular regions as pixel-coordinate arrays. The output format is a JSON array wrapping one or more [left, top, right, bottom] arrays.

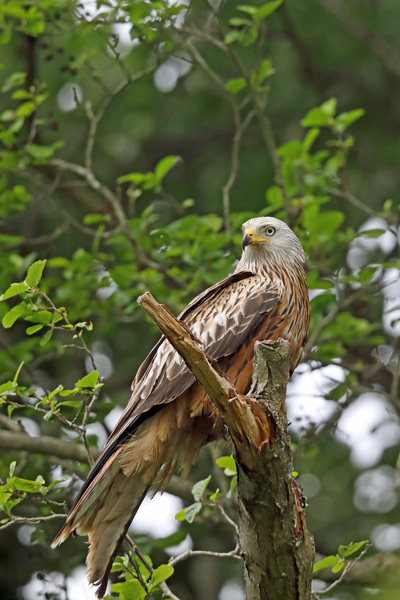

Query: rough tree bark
[[138, 292, 315, 600], [237, 340, 314, 600]]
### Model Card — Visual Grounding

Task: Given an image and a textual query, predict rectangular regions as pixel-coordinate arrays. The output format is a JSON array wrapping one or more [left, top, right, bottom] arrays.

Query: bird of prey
[[52, 216, 310, 598]]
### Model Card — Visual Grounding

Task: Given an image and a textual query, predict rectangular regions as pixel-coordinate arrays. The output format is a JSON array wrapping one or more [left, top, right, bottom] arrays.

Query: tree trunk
[[237, 340, 314, 600]]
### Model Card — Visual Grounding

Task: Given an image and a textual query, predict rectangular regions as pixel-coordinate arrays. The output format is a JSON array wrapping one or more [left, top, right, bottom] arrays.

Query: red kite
[[52, 216, 310, 597]]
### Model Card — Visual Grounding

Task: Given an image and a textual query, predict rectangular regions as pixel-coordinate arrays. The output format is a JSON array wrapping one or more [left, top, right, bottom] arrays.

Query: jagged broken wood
[[138, 291, 315, 600]]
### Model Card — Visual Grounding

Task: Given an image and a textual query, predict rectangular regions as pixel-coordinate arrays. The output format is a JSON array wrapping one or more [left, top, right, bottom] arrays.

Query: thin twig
[[0, 513, 66, 531], [126, 536, 182, 600], [315, 546, 370, 596], [328, 187, 377, 218], [205, 15, 295, 224], [37, 290, 97, 371], [217, 503, 240, 536], [176, 34, 243, 235], [320, 0, 400, 79], [4, 223, 69, 248], [168, 546, 240, 567], [85, 65, 156, 171]]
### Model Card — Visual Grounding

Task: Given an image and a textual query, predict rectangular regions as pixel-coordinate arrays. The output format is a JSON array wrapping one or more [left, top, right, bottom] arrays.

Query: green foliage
[[108, 552, 174, 600], [226, 1, 283, 46], [0, 0, 398, 598], [117, 155, 180, 192], [313, 540, 369, 574], [0, 461, 63, 522], [176, 457, 238, 524]]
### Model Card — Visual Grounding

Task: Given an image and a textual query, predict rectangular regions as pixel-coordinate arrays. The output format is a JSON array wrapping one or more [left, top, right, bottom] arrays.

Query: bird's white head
[[237, 216, 305, 271]]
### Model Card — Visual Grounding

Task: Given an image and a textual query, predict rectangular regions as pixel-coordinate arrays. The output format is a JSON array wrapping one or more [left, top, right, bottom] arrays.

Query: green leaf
[[0, 381, 16, 395], [150, 564, 174, 586], [2, 302, 27, 328], [2, 72, 26, 93], [227, 475, 237, 498], [13, 361, 24, 384], [313, 555, 338, 573], [192, 475, 211, 501], [48, 385, 63, 400], [26, 144, 56, 161], [327, 383, 347, 401], [335, 108, 365, 132], [154, 155, 180, 183], [25, 259, 47, 287], [111, 580, 146, 600], [75, 370, 99, 389], [83, 213, 110, 225], [216, 455, 237, 476], [209, 489, 222, 501], [12, 476, 43, 492], [57, 400, 81, 408], [0, 234, 23, 244], [225, 78, 246, 94], [75, 321, 93, 330], [176, 502, 202, 523], [356, 229, 385, 238], [301, 98, 337, 127], [128, 1, 153, 23], [39, 328, 53, 346], [58, 388, 76, 397], [26, 325, 44, 335], [338, 540, 368, 558], [183, 502, 202, 523], [12, 90, 32, 100], [250, 59, 275, 87], [253, 0, 283, 20], [303, 128, 320, 152], [16, 101, 36, 118], [237, 4, 258, 16], [277, 140, 303, 160], [0, 281, 28, 300], [332, 559, 345, 573], [224, 30, 243, 45], [25, 311, 52, 325], [117, 171, 153, 185], [238, 1, 282, 19]]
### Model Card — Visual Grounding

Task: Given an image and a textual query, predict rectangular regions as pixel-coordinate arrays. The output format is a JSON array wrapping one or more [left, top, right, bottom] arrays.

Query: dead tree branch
[[138, 291, 314, 600]]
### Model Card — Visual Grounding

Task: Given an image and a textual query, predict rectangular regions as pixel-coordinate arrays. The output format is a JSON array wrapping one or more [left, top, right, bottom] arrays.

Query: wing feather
[[109, 271, 279, 440], [73, 270, 280, 505]]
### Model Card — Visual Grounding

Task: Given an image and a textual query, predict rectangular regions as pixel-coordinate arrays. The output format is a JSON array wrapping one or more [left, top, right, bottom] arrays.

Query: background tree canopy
[[0, 1, 399, 599]]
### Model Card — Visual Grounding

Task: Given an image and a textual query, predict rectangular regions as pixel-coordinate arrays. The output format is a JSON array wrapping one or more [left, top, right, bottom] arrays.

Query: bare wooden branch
[[138, 291, 314, 600], [0, 428, 193, 503], [0, 429, 99, 463], [138, 292, 272, 469]]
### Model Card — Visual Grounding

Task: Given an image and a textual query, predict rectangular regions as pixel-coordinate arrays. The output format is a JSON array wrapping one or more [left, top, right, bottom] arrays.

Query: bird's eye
[[265, 226, 275, 236]]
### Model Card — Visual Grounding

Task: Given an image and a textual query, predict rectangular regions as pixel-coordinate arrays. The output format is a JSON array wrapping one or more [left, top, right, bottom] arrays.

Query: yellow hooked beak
[[241, 228, 270, 250]]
